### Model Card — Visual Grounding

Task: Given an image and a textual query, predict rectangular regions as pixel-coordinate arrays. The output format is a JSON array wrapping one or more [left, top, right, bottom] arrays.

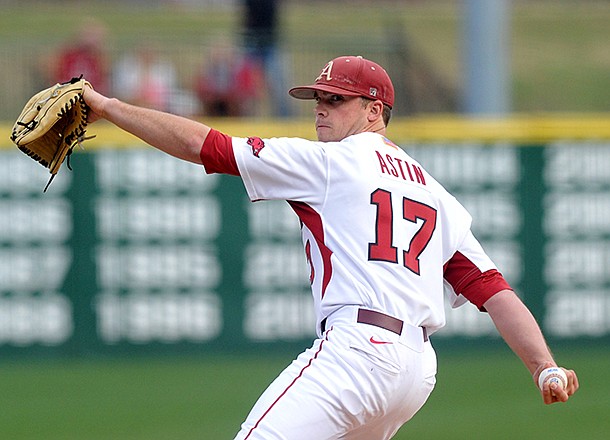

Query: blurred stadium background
[[0, 0, 609, 439]]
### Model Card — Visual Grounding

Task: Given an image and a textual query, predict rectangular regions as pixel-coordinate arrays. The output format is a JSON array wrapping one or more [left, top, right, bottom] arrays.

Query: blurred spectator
[[241, 0, 292, 117], [195, 42, 262, 117], [113, 45, 179, 112], [50, 18, 110, 93]]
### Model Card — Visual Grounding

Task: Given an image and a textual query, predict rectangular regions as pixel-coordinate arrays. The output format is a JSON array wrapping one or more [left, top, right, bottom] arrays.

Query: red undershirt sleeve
[[199, 128, 240, 176], [444, 252, 512, 311]]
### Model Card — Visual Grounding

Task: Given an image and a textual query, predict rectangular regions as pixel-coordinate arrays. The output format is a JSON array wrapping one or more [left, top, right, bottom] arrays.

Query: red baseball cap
[[289, 56, 395, 108]]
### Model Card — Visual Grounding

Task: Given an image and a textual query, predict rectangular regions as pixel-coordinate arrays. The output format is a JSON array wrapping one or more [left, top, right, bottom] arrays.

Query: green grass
[[0, 354, 284, 440], [1, 346, 607, 440], [398, 345, 610, 439]]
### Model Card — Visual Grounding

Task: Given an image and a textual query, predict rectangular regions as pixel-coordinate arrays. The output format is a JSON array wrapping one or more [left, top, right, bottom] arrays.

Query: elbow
[[187, 126, 211, 164]]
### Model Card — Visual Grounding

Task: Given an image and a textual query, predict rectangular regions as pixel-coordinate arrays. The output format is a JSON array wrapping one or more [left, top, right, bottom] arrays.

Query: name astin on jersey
[[375, 150, 427, 186]]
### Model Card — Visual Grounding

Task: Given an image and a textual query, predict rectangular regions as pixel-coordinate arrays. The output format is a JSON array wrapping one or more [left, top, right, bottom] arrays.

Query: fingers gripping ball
[[538, 367, 568, 395], [10, 76, 94, 192]]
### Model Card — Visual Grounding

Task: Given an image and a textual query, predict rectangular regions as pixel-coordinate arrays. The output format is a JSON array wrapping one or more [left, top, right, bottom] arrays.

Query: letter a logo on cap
[[288, 56, 395, 108], [316, 61, 334, 82]]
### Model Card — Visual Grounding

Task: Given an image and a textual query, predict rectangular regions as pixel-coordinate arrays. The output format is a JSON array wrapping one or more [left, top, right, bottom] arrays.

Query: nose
[[315, 101, 327, 117]]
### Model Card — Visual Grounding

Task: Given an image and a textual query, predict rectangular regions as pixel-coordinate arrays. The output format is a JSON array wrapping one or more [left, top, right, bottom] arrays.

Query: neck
[[367, 120, 386, 136]]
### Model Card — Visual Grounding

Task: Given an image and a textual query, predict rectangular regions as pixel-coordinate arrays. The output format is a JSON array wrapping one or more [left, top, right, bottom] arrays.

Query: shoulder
[[232, 136, 330, 170], [233, 135, 323, 155]]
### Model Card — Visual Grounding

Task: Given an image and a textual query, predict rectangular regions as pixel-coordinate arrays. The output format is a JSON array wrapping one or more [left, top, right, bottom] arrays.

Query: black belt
[[321, 308, 428, 342]]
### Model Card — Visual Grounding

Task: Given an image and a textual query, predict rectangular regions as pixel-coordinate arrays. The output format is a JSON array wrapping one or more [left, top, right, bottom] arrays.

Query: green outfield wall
[[1, 116, 609, 357]]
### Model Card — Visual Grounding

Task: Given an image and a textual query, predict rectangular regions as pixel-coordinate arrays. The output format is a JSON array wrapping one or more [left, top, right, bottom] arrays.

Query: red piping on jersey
[[244, 330, 331, 439], [288, 201, 333, 298], [305, 240, 315, 285], [443, 251, 512, 310]]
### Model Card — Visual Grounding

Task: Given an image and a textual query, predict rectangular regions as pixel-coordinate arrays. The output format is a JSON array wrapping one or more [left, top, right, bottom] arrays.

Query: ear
[[366, 99, 384, 122]]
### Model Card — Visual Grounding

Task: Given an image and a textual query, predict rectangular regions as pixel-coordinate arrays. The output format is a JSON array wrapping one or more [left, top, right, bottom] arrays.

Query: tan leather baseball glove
[[10, 76, 94, 191]]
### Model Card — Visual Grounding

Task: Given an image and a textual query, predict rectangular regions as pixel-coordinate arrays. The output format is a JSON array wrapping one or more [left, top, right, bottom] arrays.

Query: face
[[313, 91, 379, 142]]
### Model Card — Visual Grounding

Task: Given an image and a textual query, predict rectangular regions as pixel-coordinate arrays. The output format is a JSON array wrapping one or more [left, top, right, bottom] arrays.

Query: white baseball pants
[[234, 313, 437, 439]]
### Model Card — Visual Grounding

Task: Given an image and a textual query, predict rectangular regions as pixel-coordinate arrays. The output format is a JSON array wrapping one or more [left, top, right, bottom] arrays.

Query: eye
[[314, 93, 345, 105]]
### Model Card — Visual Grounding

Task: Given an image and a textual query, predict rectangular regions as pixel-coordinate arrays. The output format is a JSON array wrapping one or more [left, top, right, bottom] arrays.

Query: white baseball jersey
[[201, 129, 511, 439], [203, 130, 508, 336]]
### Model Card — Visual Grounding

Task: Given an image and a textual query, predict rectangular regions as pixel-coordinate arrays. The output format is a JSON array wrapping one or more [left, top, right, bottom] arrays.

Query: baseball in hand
[[538, 367, 568, 394]]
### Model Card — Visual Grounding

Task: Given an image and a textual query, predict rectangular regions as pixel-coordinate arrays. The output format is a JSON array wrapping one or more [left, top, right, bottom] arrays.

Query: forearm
[[88, 90, 210, 164], [484, 289, 555, 375]]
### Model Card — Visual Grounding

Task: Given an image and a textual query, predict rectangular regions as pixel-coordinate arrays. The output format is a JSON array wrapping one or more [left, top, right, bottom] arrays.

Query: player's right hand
[[540, 367, 579, 405]]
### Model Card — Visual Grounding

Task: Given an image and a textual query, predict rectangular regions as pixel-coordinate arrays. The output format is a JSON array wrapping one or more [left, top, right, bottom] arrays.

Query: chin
[[316, 129, 336, 142]]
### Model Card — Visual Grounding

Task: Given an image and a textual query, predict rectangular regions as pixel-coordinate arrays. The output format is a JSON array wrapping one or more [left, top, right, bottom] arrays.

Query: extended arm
[[483, 289, 579, 404], [83, 86, 209, 164]]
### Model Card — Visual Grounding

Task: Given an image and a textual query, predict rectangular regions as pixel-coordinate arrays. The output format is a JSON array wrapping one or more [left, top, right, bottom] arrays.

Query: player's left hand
[[538, 366, 579, 404]]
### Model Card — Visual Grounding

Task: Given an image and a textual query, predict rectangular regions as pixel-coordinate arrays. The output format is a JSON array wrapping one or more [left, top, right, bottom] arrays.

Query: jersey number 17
[[368, 189, 437, 276]]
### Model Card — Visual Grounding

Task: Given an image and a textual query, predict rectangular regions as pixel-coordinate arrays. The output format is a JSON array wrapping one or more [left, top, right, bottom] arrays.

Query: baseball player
[[82, 55, 579, 439]]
